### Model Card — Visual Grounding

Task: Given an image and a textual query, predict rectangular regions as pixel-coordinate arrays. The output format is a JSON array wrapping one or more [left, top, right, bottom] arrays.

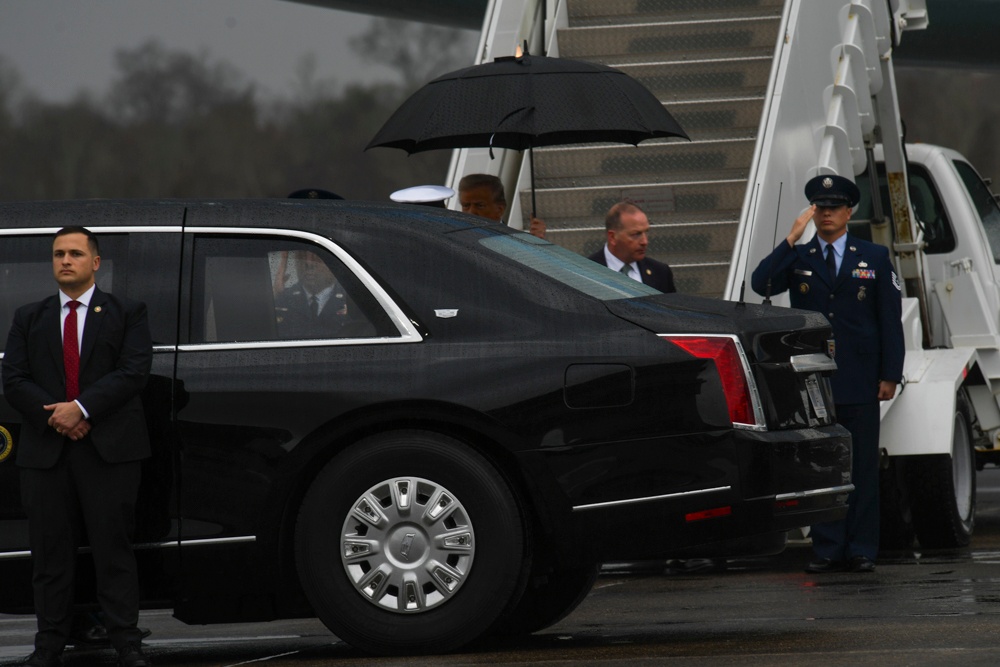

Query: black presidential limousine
[[0, 199, 851, 654]]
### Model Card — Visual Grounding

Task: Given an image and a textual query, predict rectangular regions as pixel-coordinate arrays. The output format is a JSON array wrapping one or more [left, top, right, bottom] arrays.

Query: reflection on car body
[[0, 199, 851, 655]]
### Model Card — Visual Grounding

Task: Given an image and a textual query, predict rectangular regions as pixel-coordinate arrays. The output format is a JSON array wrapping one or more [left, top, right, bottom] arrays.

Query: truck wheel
[[294, 431, 530, 655], [489, 562, 600, 637], [907, 392, 976, 548], [879, 460, 915, 551]]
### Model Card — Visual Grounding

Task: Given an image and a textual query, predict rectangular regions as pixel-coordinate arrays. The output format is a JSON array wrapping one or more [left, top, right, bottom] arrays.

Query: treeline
[[0, 25, 997, 204], [0, 20, 475, 202]]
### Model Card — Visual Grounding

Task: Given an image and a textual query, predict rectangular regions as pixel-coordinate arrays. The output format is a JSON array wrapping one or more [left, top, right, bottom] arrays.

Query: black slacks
[[20, 437, 142, 653]]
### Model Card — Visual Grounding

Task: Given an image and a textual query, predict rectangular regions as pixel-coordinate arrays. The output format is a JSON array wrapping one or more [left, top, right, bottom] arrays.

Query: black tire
[[294, 430, 530, 655], [490, 562, 600, 637], [879, 460, 915, 551], [907, 392, 976, 548]]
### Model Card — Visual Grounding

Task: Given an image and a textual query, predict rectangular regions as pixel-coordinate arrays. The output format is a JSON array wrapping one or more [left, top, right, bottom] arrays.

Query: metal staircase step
[[521, 179, 747, 226], [548, 223, 737, 263], [558, 17, 782, 64], [616, 58, 773, 104], [531, 139, 756, 188], [569, 0, 785, 27], [667, 97, 765, 141]]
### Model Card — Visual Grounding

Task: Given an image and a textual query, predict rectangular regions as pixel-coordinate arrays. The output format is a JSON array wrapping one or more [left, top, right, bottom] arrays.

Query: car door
[[169, 226, 420, 618]]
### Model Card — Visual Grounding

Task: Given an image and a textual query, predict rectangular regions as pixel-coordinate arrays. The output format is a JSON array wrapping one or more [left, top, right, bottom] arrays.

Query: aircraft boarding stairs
[[523, 0, 785, 297]]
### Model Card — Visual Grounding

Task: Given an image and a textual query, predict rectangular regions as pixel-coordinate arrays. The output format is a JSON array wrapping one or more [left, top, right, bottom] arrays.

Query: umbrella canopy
[[366, 53, 689, 155]]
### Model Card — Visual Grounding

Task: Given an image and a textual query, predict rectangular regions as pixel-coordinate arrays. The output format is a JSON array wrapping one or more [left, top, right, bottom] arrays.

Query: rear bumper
[[544, 423, 852, 562]]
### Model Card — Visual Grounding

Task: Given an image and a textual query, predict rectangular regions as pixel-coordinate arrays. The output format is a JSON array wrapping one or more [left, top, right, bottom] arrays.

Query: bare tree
[[350, 18, 477, 92]]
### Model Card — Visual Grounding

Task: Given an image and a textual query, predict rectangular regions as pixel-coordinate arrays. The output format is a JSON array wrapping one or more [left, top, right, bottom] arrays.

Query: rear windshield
[[479, 233, 662, 301]]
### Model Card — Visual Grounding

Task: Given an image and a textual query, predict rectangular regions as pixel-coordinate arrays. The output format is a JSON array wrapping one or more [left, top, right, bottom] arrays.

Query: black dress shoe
[[15, 649, 63, 667], [117, 642, 151, 667], [805, 557, 847, 573], [849, 555, 876, 572], [70, 623, 152, 646]]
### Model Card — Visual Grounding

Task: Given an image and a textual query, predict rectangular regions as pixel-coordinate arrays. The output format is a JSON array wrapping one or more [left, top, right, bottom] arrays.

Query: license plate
[[804, 374, 828, 419]]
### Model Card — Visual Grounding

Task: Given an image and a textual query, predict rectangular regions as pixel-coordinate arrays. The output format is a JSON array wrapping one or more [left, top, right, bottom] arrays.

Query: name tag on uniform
[[794, 269, 813, 276], [852, 269, 876, 279]]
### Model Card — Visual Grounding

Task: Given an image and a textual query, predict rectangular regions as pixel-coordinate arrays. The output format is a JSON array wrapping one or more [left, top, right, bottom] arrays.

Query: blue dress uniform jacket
[[750, 234, 904, 403]]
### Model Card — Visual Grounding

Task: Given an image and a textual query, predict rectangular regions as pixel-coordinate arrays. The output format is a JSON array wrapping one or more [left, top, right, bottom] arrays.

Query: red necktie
[[64, 300, 81, 401]]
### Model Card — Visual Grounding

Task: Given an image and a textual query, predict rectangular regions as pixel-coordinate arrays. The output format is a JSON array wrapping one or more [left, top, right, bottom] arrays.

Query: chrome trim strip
[[175, 336, 415, 352], [0, 535, 257, 560], [572, 485, 731, 512], [133, 535, 257, 549], [775, 484, 855, 501], [0, 226, 184, 235], [790, 353, 837, 373]]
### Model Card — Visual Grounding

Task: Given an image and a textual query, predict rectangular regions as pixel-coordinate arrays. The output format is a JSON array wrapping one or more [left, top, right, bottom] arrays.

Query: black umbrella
[[366, 50, 689, 216]]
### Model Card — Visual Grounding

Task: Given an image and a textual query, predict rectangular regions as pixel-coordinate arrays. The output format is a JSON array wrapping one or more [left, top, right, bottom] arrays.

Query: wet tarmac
[[3, 468, 1000, 666]]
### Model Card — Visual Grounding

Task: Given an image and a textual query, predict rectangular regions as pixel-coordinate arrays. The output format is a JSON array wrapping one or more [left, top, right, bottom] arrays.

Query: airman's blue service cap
[[804, 175, 860, 208]]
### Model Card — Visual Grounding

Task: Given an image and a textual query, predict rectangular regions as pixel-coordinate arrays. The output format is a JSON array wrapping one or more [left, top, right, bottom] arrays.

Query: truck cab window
[[854, 164, 955, 254], [953, 160, 1000, 264]]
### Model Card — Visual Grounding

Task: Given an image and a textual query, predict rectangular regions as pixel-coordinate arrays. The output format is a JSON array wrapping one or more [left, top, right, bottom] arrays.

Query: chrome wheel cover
[[341, 476, 475, 612]]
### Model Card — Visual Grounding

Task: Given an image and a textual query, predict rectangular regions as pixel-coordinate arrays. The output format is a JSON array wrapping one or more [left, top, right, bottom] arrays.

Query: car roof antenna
[[736, 182, 762, 309], [762, 182, 783, 306]]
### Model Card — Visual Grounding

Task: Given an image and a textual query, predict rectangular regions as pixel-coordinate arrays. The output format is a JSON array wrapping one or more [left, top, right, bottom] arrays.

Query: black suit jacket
[[588, 247, 676, 293], [2, 287, 152, 468]]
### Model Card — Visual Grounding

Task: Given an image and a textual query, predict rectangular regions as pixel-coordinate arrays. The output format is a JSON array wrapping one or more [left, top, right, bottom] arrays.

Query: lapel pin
[[809, 248, 817, 254], [849, 245, 857, 252], [645, 269, 652, 276], [94, 306, 102, 313]]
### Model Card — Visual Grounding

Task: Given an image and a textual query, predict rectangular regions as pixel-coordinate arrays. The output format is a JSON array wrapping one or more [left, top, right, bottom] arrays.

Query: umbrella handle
[[530, 147, 536, 218]]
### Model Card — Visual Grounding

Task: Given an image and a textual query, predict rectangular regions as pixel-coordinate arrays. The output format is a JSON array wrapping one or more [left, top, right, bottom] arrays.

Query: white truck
[[447, 0, 1000, 549]]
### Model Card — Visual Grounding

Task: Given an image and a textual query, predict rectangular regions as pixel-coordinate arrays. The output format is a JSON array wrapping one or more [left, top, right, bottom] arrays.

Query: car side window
[[0, 235, 123, 352], [189, 235, 395, 344]]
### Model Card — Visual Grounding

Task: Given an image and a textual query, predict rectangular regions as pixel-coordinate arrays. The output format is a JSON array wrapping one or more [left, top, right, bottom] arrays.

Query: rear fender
[[880, 347, 974, 456]]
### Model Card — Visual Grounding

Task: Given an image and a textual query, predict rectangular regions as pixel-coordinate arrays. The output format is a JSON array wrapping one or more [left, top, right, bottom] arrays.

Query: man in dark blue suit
[[751, 175, 904, 574], [2, 227, 152, 667], [588, 201, 676, 293]]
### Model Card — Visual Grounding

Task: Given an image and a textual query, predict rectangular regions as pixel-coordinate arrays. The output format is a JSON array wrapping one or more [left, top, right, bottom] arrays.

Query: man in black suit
[[2, 227, 153, 667], [588, 201, 676, 293]]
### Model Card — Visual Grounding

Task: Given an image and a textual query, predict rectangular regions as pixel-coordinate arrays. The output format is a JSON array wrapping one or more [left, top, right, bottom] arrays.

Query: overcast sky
[[0, 0, 414, 102]]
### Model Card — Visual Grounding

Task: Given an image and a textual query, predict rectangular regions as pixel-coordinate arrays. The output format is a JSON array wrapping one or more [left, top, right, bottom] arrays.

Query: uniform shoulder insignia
[[891, 271, 901, 291]]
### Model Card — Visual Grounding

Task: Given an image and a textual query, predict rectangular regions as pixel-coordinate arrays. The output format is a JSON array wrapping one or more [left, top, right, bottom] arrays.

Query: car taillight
[[660, 334, 764, 429]]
